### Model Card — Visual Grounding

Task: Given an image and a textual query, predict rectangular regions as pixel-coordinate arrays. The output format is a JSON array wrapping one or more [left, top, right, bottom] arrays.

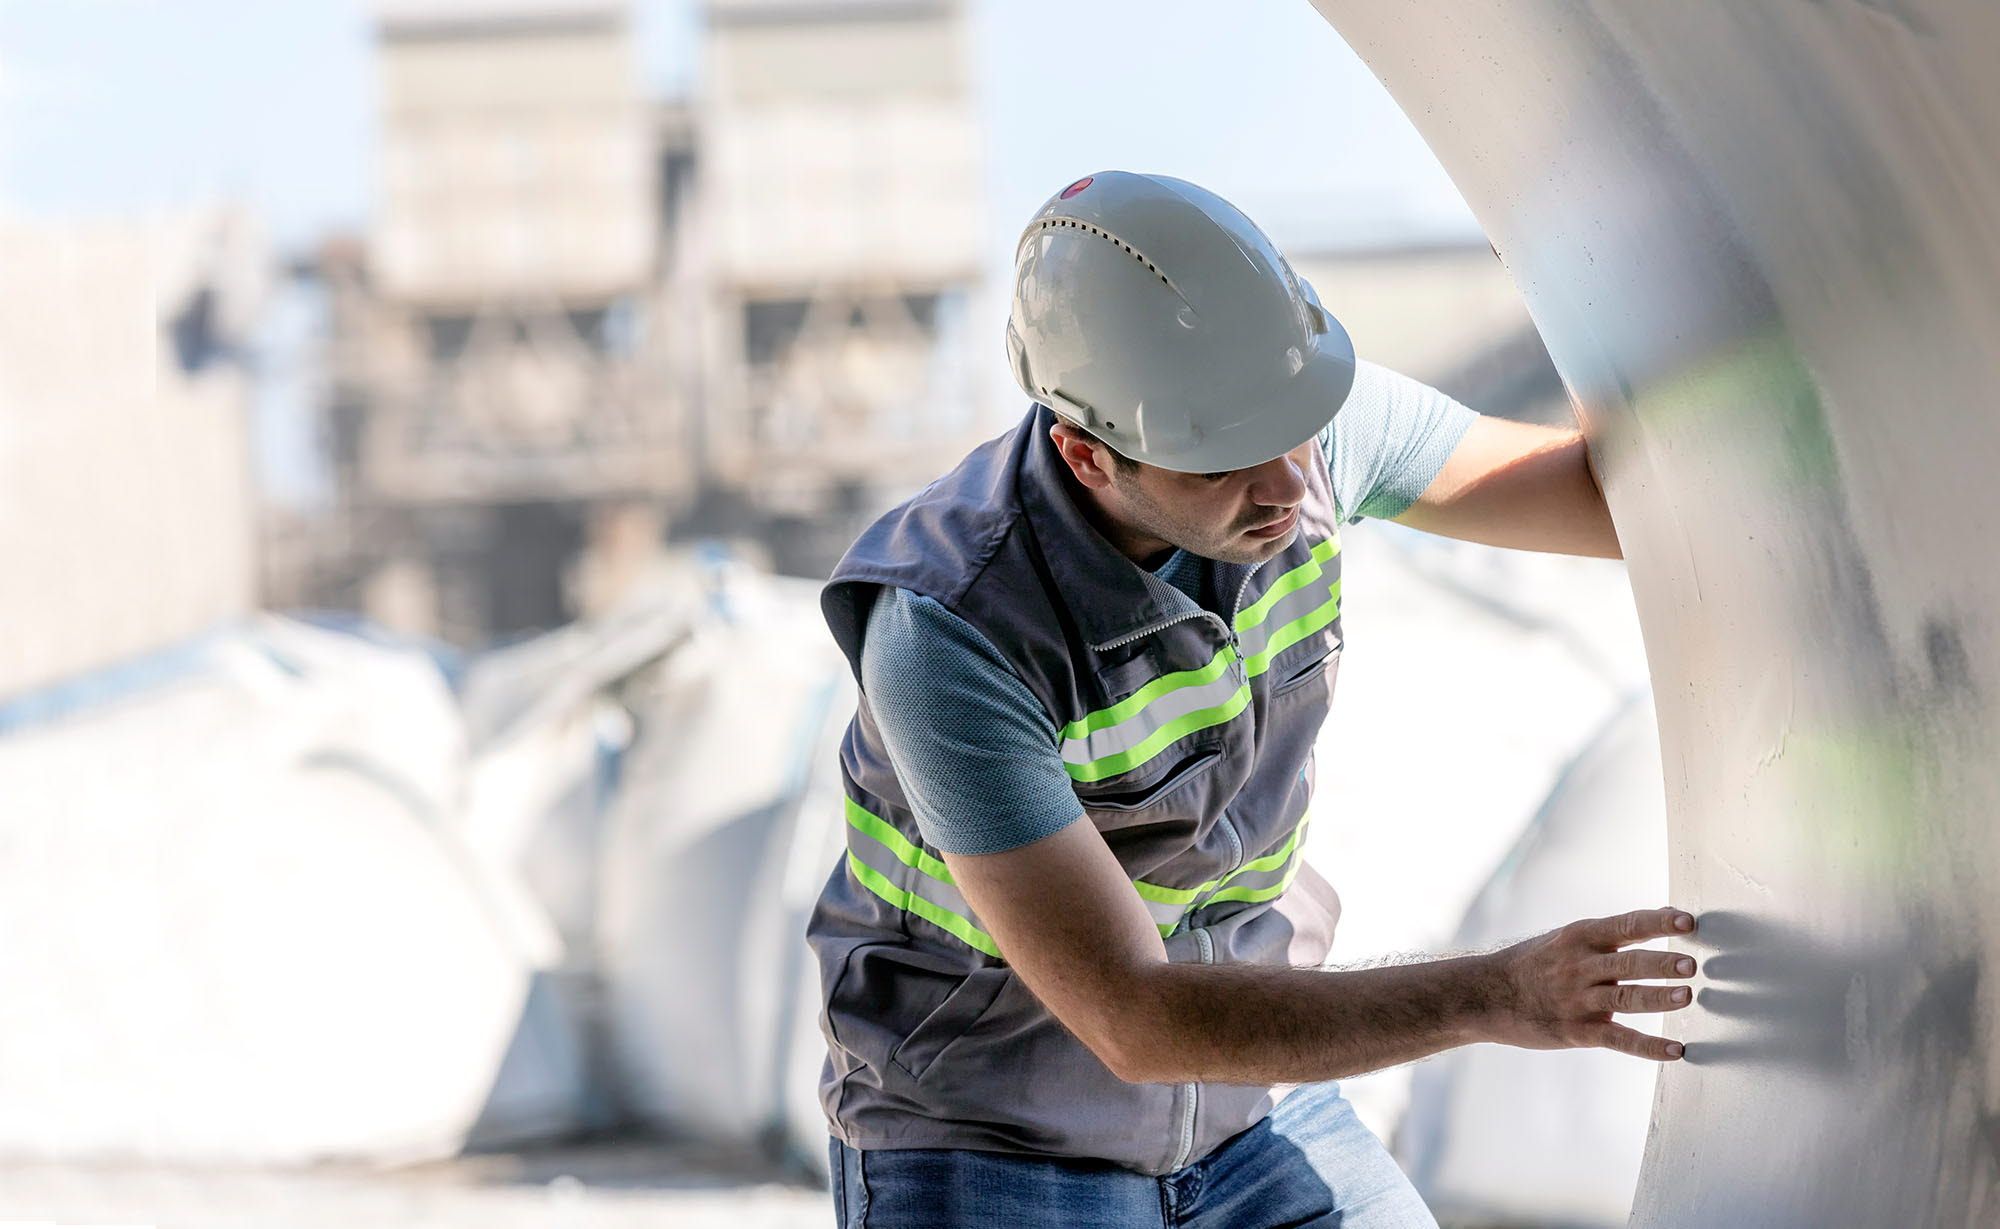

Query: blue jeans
[[827, 1080, 1437, 1228]]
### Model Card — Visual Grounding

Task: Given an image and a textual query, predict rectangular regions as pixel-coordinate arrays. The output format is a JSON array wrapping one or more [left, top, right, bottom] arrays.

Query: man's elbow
[[1082, 1030, 1186, 1084], [1082, 1030, 1163, 1084], [1067, 978, 1188, 1084]]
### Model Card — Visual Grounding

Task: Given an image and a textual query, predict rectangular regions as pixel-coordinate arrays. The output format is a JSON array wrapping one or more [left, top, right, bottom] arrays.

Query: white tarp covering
[[595, 564, 853, 1167], [0, 617, 583, 1164], [0, 549, 853, 1169]]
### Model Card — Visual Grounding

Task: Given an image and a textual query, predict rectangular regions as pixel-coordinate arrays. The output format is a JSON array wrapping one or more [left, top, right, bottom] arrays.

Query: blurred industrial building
[[270, 0, 986, 643], [263, 0, 1559, 650]]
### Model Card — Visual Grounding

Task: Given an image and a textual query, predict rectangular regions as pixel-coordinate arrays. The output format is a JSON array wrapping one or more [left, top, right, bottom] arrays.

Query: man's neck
[[1064, 471, 1176, 569]]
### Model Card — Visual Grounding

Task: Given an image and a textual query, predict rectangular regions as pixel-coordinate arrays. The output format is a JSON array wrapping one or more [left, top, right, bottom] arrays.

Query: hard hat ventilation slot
[[1033, 218, 1180, 295]]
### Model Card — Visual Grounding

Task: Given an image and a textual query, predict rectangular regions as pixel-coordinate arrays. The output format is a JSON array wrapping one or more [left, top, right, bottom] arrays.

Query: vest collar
[[1016, 404, 1263, 650]]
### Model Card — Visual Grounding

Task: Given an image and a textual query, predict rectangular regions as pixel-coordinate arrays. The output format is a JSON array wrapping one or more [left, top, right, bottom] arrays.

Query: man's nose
[[1245, 453, 1307, 507]]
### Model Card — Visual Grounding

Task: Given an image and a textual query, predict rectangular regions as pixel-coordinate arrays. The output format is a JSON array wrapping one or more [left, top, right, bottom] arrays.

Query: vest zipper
[[1090, 610, 1207, 653], [1107, 557, 1275, 1173], [1099, 561, 1273, 902], [1170, 925, 1216, 1172], [1204, 561, 1267, 904], [1094, 555, 1267, 656], [1228, 564, 1262, 628]]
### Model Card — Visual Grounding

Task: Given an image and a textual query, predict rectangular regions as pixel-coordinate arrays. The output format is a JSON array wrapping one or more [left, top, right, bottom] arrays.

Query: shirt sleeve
[[1317, 358, 1479, 523], [859, 587, 1086, 855]]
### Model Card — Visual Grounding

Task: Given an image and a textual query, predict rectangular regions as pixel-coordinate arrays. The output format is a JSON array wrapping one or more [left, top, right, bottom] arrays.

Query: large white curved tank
[[1310, 4, 2000, 1223], [1398, 698, 1668, 1226]]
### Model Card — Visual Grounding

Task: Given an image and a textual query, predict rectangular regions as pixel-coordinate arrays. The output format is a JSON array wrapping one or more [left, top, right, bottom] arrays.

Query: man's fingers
[[1576, 908, 1696, 951], [1587, 1022, 1685, 1062], [1587, 949, 1697, 983], [1584, 983, 1695, 1015]]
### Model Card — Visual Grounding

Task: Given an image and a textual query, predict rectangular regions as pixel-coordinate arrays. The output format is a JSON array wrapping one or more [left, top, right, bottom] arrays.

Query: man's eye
[[1201, 471, 1231, 482]]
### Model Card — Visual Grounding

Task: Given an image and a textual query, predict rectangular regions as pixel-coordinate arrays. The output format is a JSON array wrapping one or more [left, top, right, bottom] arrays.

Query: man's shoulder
[[830, 410, 1039, 603], [867, 587, 1003, 657], [822, 410, 1054, 677]]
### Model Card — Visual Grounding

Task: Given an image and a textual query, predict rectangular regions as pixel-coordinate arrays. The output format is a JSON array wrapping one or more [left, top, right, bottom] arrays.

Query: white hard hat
[[1005, 171, 1356, 474]]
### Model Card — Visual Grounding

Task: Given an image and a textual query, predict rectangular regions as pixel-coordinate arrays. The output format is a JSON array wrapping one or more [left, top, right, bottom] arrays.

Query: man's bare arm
[[1393, 417, 1622, 559], [945, 819, 1694, 1086]]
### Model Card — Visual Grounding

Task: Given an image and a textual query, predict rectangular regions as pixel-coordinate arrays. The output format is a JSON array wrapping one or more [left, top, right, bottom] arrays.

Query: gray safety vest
[[812, 404, 1345, 1176]]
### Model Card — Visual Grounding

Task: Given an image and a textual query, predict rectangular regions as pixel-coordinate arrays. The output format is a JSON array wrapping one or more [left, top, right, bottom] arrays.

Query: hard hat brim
[[1132, 316, 1357, 475]]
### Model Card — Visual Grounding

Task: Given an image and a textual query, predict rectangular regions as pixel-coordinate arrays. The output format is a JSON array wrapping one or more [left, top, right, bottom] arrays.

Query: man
[[810, 172, 1696, 1228]]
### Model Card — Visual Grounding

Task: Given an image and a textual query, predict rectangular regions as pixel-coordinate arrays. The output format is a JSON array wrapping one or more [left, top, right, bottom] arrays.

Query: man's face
[[1108, 439, 1314, 565]]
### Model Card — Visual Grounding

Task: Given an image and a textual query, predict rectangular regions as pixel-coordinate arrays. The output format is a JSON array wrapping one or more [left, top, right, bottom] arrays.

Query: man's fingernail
[[1674, 913, 1695, 931], [1673, 987, 1691, 1003], [1667, 1042, 1685, 1059], [1677, 957, 1695, 975]]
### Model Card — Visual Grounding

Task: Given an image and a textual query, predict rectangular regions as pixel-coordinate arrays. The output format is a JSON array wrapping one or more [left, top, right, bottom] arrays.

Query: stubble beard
[[1117, 476, 1296, 567]]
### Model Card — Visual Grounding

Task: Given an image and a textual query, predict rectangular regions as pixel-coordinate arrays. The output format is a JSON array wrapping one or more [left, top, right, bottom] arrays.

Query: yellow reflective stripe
[[1062, 684, 1250, 783], [846, 853, 1001, 959], [1130, 811, 1313, 923], [1060, 538, 1341, 784], [1242, 583, 1341, 679], [841, 792, 1309, 952], [1229, 811, 1313, 880], [1061, 645, 1237, 740], [844, 798, 1002, 958], [1133, 878, 1203, 906], [846, 796, 955, 884], [1235, 537, 1340, 632], [1201, 857, 1307, 908]]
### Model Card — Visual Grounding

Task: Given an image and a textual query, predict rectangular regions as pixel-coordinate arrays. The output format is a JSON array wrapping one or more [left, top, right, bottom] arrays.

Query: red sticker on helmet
[[1060, 176, 1094, 200]]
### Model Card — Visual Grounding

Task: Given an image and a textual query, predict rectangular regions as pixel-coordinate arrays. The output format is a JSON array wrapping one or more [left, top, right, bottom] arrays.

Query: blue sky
[[0, 0, 1477, 253]]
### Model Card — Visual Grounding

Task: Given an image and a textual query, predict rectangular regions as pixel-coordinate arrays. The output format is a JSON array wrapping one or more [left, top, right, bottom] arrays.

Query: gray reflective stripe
[[849, 822, 982, 922], [1198, 813, 1313, 908], [1056, 539, 1340, 783], [1199, 851, 1296, 900], [1234, 537, 1339, 635], [1236, 570, 1338, 670], [1059, 661, 1244, 767], [1139, 894, 1186, 932]]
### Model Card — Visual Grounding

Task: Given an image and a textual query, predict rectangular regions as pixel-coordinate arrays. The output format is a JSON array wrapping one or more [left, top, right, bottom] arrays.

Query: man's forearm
[[1101, 953, 1502, 1086], [949, 822, 1695, 1084]]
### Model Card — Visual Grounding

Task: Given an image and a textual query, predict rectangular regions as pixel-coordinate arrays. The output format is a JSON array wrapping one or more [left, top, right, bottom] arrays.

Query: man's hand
[[1479, 907, 1698, 1061]]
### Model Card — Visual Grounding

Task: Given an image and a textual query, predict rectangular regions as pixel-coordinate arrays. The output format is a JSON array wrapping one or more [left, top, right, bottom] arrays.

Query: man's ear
[[1050, 422, 1118, 491]]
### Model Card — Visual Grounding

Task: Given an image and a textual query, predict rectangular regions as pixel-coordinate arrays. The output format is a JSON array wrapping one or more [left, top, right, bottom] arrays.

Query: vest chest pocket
[[1064, 642, 1248, 789], [1272, 641, 1341, 697], [1074, 747, 1224, 815]]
